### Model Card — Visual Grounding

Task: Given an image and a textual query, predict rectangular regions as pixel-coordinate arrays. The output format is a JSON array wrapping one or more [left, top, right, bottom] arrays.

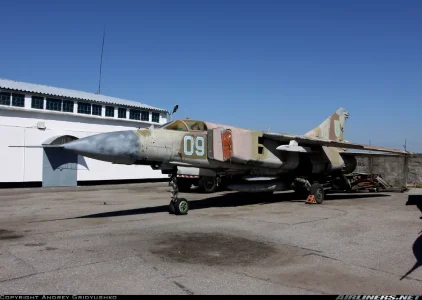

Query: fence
[[354, 154, 422, 188]]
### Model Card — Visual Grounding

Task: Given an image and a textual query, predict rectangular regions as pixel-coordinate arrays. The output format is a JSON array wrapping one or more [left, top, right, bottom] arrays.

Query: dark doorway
[[42, 148, 78, 187], [42, 135, 79, 187]]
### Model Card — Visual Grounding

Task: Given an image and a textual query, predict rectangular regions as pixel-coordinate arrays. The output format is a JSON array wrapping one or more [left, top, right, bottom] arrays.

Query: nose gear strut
[[169, 174, 189, 215]]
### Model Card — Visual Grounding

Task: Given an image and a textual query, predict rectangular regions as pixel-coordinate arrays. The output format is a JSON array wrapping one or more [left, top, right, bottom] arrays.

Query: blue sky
[[1, 0, 421, 151]]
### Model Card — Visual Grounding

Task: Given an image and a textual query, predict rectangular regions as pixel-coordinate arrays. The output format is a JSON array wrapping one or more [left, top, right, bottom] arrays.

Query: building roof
[[0, 78, 168, 113]]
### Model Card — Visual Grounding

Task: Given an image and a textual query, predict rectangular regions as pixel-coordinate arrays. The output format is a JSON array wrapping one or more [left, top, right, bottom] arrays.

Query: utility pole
[[97, 25, 106, 95], [369, 140, 373, 174]]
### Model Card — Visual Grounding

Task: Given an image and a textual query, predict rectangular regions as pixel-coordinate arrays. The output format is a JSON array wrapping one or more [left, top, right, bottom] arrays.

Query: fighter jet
[[62, 107, 410, 215]]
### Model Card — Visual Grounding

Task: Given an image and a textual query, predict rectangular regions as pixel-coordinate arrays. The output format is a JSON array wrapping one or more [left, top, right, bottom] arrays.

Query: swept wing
[[263, 132, 411, 155]]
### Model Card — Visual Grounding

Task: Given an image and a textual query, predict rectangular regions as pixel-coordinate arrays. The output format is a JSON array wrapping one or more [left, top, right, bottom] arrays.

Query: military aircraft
[[61, 107, 410, 215]]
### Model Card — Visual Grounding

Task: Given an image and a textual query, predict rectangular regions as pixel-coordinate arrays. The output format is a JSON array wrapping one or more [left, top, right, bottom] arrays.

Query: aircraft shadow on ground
[[400, 233, 422, 281], [400, 194, 422, 280], [405, 194, 422, 220], [71, 191, 390, 219]]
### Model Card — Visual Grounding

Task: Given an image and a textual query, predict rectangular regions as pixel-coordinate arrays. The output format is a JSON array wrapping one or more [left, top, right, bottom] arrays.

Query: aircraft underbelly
[[227, 181, 288, 192]]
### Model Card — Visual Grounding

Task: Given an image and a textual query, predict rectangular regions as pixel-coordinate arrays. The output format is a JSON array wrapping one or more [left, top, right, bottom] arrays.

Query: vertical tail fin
[[304, 107, 349, 142]]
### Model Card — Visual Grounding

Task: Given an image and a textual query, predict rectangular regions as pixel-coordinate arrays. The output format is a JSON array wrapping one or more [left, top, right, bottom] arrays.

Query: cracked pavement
[[0, 183, 421, 294]]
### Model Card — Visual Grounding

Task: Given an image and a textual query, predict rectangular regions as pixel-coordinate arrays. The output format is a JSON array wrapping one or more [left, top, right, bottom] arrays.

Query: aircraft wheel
[[199, 176, 217, 193], [174, 198, 189, 215], [310, 183, 324, 204]]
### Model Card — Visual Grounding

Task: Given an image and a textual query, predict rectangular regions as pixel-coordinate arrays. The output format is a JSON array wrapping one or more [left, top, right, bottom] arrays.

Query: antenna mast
[[97, 25, 106, 94]]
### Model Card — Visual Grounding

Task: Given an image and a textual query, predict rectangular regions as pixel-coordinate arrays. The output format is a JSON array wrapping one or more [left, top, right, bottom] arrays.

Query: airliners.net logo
[[336, 296, 420, 300]]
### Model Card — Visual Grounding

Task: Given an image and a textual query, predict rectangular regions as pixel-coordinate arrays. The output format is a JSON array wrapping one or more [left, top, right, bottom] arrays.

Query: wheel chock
[[305, 194, 317, 204]]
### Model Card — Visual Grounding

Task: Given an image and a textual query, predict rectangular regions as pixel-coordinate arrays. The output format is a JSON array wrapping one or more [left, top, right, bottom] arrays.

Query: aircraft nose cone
[[63, 130, 141, 164]]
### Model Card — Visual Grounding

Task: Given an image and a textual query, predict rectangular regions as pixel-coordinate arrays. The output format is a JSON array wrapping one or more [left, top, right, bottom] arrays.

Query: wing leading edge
[[263, 132, 412, 155]]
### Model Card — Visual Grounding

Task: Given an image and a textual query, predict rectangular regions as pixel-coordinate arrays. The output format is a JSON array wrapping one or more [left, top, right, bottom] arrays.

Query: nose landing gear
[[169, 174, 189, 215]]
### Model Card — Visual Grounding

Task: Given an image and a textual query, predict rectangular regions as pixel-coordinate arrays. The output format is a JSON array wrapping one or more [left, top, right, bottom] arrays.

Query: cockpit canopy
[[158, 119, 208, 132]]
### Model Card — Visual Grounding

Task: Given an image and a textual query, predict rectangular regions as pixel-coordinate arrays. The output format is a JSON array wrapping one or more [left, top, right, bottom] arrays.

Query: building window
[[78, 102, 91, 114], [46, 98, 62, 111], [141, 111, 149, 121], [92, 104, 102, 116], [63, 100, 74, 112], [152, 112, 159, 123], [31, 96, 44, 109], [118, 108, 126, 118], [105, 106, 114, 117], [0, 92, 11, 106], [12, 93, 25, 107], [130, 109, 140, 120]]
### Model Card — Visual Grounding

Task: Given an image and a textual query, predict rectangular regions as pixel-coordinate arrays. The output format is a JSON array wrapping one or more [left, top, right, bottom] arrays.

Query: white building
[[0, 78, 170, 187]]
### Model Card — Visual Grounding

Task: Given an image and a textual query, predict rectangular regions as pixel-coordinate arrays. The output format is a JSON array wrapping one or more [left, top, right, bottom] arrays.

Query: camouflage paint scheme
[[63, 107, 410, 191]]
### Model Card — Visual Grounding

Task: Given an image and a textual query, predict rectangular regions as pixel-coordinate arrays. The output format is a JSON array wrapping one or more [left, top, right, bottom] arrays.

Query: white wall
[[0, 125, 25, 182], [0, 107, 168, 183]]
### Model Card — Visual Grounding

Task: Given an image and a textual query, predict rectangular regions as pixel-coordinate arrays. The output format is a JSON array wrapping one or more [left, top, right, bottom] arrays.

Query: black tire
[[199, 176, 217, 193], [310, 183, 324, 204], [174, 198, 189, 215]]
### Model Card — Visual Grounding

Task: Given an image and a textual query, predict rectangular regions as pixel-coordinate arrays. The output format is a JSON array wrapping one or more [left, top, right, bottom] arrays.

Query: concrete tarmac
[[0, 183, 421, 295]]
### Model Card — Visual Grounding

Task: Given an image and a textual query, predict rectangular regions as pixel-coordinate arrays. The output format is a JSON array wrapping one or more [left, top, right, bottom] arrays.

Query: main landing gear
[[292, 178, 326, 204], [168, 175, 189, 215], [307, 182, 325, 204]]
